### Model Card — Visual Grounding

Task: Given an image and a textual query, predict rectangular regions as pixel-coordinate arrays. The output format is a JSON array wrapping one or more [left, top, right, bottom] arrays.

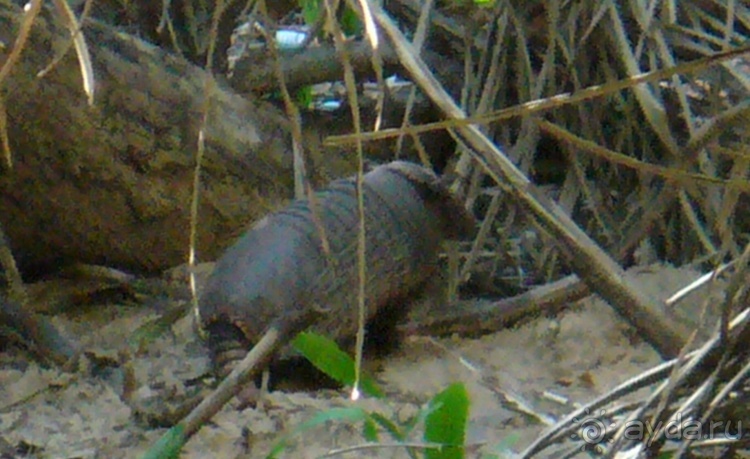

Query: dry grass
[[439, 1, 750, 456], [460, 0, 750, 271]]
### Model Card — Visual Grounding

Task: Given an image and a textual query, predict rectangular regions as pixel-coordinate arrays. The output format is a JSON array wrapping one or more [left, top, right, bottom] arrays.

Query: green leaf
[[370, 412, 405, 441], [267, 407, 369, 459], [371, 412, 420, 459], [140, 425, 186, 459], [340, 6, 362, 36], [424, 383, 470, 459], [292, 332, 384, 398], [363, 416, 379, 442], [295, 86, 313, 109], [299, 0, 321, 27]]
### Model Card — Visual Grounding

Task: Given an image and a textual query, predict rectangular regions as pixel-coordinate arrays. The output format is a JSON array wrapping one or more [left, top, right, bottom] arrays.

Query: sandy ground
[[0, 263, 725, 458]]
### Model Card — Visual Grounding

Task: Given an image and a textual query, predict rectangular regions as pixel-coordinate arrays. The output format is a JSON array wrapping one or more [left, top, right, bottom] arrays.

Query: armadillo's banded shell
[[199, 161, 474, 356]]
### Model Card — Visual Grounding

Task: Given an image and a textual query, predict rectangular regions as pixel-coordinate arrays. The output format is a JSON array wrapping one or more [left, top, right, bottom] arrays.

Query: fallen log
[[0, 1, 295, 275]]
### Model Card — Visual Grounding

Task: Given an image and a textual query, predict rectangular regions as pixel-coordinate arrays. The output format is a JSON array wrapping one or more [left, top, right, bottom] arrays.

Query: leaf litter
[[0, 263, 723, 458]]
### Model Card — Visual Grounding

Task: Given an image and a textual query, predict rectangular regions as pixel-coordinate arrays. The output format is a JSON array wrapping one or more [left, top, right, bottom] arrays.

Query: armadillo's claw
[[206, 321, 249, 379]]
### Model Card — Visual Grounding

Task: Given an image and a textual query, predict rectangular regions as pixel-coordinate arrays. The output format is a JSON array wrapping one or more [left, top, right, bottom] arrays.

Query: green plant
[[299, 0, 362, 36], [266, 332, 471, 458]]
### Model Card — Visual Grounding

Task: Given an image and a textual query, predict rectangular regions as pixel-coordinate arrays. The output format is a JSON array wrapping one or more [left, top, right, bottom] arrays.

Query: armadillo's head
[[382, 161, 476, 241]]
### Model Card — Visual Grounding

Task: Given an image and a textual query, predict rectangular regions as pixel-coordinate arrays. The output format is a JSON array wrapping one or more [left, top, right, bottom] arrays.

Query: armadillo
[[199, 161, 475, 379]]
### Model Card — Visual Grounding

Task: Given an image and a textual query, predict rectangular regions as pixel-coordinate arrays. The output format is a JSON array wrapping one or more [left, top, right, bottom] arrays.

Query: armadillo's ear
[[383, 161, 476, 240]]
